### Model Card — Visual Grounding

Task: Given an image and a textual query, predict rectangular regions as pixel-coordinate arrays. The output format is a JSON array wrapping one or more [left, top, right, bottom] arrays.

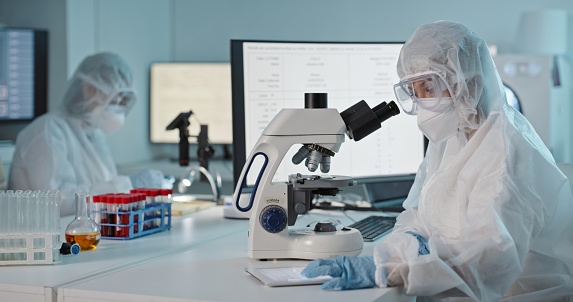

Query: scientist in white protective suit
[[9, 52, 166, 216], [302, 21, 573, 301]]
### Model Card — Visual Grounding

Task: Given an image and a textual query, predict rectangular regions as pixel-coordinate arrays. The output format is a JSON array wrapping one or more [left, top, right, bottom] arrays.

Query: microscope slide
[[245, 266, 332, 287]]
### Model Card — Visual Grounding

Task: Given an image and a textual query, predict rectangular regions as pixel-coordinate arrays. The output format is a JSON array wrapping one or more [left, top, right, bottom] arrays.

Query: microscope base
[[249, 227, 364, 260]]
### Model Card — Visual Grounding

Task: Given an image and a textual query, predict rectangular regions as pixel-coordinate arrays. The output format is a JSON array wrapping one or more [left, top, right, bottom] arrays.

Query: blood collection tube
[[92, 195, 101, 226], [107, 195, 117, 238], [124, 195, 133, 237], [148, 189, 158, 207], [130, 194, 138, 234], [136, 194, 144, 232], [116, 195, 130, 238], [161, 189, 173, 203], [99, 195, 110, 237], [141, 190, 152, 229], [149, 189, 161, 228], [112, 195, 120, 237], [159, 189, 172, 226]]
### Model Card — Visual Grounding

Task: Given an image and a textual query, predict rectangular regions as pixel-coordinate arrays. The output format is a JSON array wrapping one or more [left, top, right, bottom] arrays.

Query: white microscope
[[233, 93, 400, 260]]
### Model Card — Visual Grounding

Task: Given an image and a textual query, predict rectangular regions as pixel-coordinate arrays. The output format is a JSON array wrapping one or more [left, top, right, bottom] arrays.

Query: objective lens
[[292, 145, 311, 164], [320, 155, 331, 173], [306, 150, 322, 172]]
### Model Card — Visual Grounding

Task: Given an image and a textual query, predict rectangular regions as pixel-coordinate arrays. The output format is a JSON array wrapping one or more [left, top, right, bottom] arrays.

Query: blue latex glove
[[129, 169, 165, 188], [301, 256, 376, 290], [405, 231, 430, 255]]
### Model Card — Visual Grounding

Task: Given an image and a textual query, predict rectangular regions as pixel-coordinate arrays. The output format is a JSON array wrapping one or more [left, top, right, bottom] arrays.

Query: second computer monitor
[[149, 62, 233, 145]]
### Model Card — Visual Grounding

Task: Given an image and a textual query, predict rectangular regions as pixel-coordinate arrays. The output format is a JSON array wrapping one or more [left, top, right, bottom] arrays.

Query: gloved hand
[[129, 169, 165, 188], [374, 231, 430, 287], [405, 231, 430, 255], [301, 255, 376, 290], [162, 174, 176, 189]]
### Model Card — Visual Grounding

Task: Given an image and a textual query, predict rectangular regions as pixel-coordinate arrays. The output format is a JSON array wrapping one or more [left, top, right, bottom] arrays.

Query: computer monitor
[[0, 28, 48, 128], [149, 62, 233, 145], [231, 40, 426, 203]]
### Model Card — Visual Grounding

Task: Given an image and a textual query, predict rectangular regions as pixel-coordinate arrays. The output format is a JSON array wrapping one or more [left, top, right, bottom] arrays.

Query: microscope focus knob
[[259, 205, 287, 233]]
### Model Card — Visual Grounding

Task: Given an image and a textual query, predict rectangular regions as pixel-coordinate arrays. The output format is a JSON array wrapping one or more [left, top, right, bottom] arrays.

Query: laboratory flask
[[65, 192, 101, 251]]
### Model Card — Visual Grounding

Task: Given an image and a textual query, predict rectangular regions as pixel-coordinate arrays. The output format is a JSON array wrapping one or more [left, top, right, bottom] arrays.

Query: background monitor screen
[[231, 40, 425, 196], [0, 28, 47, 123], [149, 62, 233, 144]]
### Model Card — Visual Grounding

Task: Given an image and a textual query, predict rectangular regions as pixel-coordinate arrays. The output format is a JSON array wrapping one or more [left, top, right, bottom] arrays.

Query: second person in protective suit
[[9, 52, 166, 216]]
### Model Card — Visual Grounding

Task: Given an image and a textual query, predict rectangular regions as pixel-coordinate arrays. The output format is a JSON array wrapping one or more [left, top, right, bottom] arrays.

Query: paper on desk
[[245, 266, 332, 287], [170, 201, 215, 216]]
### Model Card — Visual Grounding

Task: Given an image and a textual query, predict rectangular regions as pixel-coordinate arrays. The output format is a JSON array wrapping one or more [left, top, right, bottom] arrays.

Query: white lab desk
[[0, 206, 247, 301], [56, 207, 410, 302], [1, 206, 411, 302]]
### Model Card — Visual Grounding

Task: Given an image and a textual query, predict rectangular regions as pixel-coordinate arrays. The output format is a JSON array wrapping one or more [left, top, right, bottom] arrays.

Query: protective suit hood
[[60, 52, 135, 122], [397, 21, 505, 137]]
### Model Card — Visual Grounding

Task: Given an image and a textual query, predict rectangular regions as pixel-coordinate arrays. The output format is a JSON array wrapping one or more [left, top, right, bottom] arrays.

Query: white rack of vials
[[0, 190, 62, 265]]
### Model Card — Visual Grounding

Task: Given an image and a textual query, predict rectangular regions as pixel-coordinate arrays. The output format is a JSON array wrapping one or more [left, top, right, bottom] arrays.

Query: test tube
[[23, 191, 31, 234], [0, 191, 6, 234], [45, 191, 51, 234], [14, 190, 23, 234], [32, 191, 41, 234], [0, 191, 5, 250], [50, 190, 61, 235], [37, 191, 47, 234], [6, 190, 15, 235]]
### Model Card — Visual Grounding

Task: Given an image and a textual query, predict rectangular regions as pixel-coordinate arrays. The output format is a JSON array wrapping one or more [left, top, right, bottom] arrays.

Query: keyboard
[[348, 215, 396, 242]]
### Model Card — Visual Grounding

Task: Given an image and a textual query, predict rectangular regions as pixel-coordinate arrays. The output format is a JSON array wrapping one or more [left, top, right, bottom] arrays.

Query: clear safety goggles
[[393, 73, 450, 115], [105, 89, 136, 115]]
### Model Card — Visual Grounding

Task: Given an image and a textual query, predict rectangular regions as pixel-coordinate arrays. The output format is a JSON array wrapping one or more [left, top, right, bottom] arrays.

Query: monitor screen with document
[[230, 40, 425, 202]]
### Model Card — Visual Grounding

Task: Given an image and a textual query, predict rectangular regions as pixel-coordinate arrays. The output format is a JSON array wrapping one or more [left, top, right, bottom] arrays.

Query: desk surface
[[0, 206, 246, 301], [0, 206, 410, 302]]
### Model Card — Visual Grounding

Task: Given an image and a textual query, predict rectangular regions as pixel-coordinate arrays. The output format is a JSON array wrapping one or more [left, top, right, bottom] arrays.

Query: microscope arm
[[233, 133, 344, 215]]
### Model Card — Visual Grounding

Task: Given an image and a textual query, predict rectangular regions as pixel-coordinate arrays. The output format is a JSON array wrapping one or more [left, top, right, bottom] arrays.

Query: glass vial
[[65, 193, 101, 251]]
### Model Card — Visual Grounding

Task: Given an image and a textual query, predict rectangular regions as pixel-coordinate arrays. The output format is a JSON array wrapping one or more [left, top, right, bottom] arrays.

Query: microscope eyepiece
[[340, 100, 400, 141], [375, 101, 400, 124]]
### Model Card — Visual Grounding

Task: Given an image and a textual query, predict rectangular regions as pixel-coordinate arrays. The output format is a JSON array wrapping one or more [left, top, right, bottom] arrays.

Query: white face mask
[[416, 97, 459, 144], [95, 108, 125, 134]]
